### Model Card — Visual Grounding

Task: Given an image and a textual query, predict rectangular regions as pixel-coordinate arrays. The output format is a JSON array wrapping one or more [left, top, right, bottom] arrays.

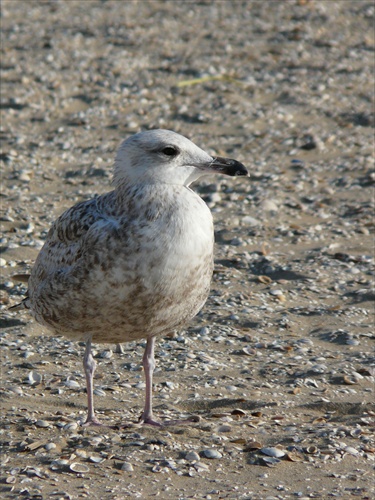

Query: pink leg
[[139, 337, 162, 426], [82, 338, 102, 426]]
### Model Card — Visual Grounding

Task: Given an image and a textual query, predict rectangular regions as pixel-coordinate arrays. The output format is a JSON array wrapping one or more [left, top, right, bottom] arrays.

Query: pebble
[[1, 2, 373, 499]]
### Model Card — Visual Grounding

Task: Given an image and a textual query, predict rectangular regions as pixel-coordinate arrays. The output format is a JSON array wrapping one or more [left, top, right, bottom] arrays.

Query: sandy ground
[[1, 1, 374, 499]]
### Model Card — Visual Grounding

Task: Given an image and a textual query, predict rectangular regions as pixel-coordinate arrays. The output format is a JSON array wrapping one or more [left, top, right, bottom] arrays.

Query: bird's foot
[[82, 416, 105, 427], [139, 416, 163, 427]]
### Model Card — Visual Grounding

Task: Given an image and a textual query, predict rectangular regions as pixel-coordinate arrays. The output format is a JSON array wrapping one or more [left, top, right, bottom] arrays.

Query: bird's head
[[113, 129, 248, 187]]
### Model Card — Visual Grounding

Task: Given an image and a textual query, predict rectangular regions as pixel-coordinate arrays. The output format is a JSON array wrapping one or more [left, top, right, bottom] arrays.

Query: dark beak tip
[[208, 156, 248, 178]]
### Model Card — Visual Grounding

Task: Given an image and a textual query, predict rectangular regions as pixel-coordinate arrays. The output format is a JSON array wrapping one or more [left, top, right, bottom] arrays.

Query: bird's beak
[[204, 156, 249, 177]]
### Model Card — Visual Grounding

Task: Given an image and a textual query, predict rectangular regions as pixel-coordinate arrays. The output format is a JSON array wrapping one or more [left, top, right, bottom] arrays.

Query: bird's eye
[[161, 146, 179, 156]]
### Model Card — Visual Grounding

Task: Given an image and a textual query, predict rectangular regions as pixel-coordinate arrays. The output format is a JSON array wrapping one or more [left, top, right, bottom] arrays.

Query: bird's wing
[[28, 196, 123, 291]]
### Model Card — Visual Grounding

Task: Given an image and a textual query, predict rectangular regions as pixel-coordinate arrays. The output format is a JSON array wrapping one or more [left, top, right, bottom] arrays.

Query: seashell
[[35, 420, 50, 428], [285, 451, 304, 462], [312, 417, 327, 424], [63, 422, 78, 432], [343, 375, 357, 385], [259, 456, 281, 467], [64, 379, 80, 389], [244, 440, 262, 451], [121, 462, 134, 472], [25, 440, 48, 451], [260, 447, 285, 458], [258, 275, 272, 284], [93, 388, 106, 396], [45, 443, 57, 451], [6, 476, 16, 484], [344, 446, 359, 456], [28, 371, 42, 385], [306, 446, 319, 454], [231, 438, 247, 444], [193, 461, 210, 472], [217, 424, 232, 433], [89, 455, 105, 463], [88, 437, 103, 446], [50, 459, 69, 470], [185, 451, 200, 462], [202, 449, 222, 459], [241, 347, 255, 356], [99, 350, 113, 359], [70, 463, 89, 473], [230, 408, 246, 417]]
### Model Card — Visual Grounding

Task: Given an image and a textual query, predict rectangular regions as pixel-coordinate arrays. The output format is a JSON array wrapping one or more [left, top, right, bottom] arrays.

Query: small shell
[[25, 440, 48, 451], [45, 443, 57, 451], [258, 275, 272, 284], [194, 462, 210, 472], [50, 459, 69, 470], [89, 455, 105, 463], [63, 422, 78, 432], [28, 371, 42, 385], [343, 375, 357, 385], [285, 451, 304, 462], [241, 347, 255, 356], [121, 462, 134, 472], [70, 463, 89, 473], [217, 424, 232, 433], [260, 447, 285, 458], [259, 456, 281, 467], [344, 446, 359, 456], [244, 440, 262, 451], [64, 379, 80, 389], [306, 446, 319, 454], [185, 451, 200, 462], [94, 388, 106, 397], [35, 420, 50, 428], [231, 408, 246, 417], [202, 449, 222, 459]]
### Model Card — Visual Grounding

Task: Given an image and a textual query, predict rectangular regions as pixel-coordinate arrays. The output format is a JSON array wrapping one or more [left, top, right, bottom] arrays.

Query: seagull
[[12, 129, 248, 426]]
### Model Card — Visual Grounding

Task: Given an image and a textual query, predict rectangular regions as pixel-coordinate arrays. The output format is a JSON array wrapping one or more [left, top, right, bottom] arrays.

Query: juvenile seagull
[[16, 129, 248, 426]]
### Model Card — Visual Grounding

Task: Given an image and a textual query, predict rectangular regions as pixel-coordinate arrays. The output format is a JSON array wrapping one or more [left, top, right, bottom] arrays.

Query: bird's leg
[[82, 338, 103, 426], [137, 336, 200, 427], [139, 336, 162, 426]]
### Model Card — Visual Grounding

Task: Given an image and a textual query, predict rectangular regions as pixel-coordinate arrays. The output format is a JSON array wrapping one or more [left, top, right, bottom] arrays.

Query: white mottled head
[[113, 129, 247, 187]]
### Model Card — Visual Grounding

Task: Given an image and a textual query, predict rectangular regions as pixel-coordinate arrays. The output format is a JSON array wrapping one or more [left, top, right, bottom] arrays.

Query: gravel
[[1, 1, 374, 499]]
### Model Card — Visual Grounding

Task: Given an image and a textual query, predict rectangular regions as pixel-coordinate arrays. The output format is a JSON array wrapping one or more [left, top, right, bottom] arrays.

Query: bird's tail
[[9, 299, 30, 311], [9, 274, 31, 311]]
